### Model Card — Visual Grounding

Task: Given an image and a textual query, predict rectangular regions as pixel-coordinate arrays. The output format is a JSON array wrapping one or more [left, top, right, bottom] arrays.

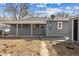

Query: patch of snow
[[64, 37, 69, 40], [40, 41, 49, 56]]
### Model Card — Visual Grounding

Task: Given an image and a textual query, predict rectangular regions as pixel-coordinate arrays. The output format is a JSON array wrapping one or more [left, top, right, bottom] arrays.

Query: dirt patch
[[0, 39, 41, 56], [46, 41, 79, 56]]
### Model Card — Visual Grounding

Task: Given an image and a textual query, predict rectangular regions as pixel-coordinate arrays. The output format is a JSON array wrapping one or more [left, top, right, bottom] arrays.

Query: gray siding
[[46, 21, 70, 37], [18, 24, 31, 35], [69, 20, 72, 40], [33, 27, 45, 36]]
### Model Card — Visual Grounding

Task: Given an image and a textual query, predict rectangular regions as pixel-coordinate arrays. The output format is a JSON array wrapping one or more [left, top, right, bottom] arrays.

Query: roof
[[70, 16, 79, 20], [0, 17, 48, 24], [22, 17, 48, 21], [0, 20, 46, 24], [48, 17, 70, 21]]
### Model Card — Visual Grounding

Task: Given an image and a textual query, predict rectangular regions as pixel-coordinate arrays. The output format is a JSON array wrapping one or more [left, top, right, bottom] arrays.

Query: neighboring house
[[0, 16, 78, 41]]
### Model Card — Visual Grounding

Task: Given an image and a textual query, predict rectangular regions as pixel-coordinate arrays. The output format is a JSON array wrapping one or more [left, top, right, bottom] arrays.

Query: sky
[[0, 3, 79, 17], [29, 3, 79, 16]]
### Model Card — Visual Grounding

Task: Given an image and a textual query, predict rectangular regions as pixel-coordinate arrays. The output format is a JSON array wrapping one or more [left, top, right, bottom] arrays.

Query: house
[[0, 16, 48, 37], [0, 15, 78, 41]]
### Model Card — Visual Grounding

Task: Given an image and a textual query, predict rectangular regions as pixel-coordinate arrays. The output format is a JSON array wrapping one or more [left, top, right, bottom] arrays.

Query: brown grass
[[0, 38, 41, 56], [0, 37, 79, 56]]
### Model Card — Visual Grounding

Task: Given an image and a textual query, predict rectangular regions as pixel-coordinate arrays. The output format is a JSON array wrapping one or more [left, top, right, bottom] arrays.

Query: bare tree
[[5, 3, 29, 20]]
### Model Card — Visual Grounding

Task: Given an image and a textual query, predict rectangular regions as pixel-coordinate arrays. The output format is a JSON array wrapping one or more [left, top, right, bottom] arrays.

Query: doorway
[[73, 19, 78, 41]]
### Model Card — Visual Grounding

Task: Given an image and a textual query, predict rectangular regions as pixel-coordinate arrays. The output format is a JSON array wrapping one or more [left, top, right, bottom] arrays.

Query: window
[[18, 24, 23, 29], [40, 24, 45, 29], [57, 22, 62, 29]]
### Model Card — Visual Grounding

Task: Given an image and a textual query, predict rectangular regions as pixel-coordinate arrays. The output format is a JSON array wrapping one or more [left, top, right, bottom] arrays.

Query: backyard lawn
[[0, 37, 79, 56], [0, 38, 41, 56]]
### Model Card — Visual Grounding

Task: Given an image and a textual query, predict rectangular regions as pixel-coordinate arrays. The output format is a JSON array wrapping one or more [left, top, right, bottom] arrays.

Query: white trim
[[57, 22, 62, 29]]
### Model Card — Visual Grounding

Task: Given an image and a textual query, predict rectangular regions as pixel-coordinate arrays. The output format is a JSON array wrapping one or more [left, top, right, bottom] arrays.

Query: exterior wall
[[9, 24, 45, 36], [46, 21, 70, 37]]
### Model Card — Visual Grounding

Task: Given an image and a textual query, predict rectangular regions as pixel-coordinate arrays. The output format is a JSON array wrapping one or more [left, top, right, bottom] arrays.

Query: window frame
[[57, 22, 62, 29]]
